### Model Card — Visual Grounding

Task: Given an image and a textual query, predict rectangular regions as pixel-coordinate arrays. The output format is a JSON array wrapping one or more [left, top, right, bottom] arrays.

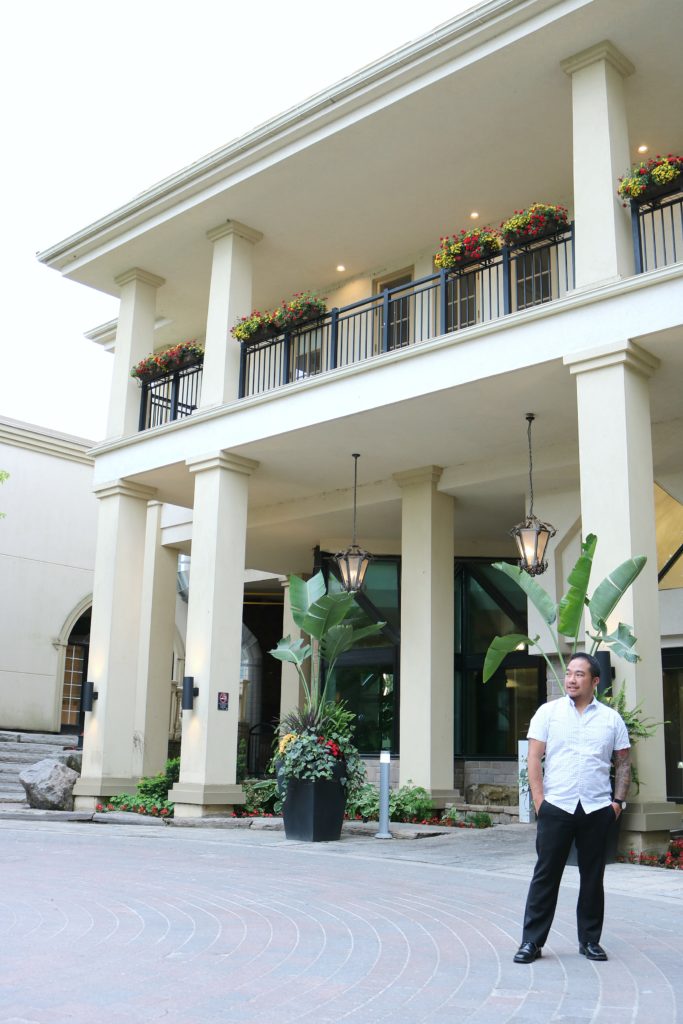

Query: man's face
[[564, 657, 598, 703]]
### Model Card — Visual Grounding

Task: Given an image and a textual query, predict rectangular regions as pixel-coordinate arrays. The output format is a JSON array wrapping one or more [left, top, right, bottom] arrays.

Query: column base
[[73, 776, 140, 808], [428, 788, 462, 809], [169, 782, 245, 818], [619, 801, 683, 854]]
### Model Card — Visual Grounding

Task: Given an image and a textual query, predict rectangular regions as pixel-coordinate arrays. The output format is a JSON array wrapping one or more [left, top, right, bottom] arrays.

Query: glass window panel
[[663, 663, 683, 800], [466, 575, 520, 654], [328, 661, 395, 753], [463, 665, 541, 756]]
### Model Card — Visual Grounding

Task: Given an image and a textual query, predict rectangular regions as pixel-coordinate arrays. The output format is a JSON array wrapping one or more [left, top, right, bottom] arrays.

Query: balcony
[[239, 228, 574, 399], [138, 362, 203, 430], [135, 189, 683, 427]]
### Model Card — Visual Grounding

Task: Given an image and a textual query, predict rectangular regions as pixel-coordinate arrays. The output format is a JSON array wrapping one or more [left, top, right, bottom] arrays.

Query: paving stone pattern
[[0, 819, 681, 1023]]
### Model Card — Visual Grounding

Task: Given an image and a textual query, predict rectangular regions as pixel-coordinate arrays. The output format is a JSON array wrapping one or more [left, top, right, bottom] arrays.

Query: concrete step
[[0, 743, 79, 764], [0, 731, 77, 747]]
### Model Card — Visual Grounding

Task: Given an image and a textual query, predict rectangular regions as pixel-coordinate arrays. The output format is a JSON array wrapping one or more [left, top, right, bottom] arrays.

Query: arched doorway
[[60, 608, 91, 736]]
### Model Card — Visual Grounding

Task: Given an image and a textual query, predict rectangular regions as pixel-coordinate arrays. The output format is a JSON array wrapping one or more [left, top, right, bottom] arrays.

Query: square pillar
[[133, 501, 179, 779], [561, 42, 635, 288], [108, 268, 165, 439], [565, 340, 681, 846], [200, 221, 263, 408], [74, 479, 156, 808], [393, 466, 457, 803], [170, 452, 258, 817]]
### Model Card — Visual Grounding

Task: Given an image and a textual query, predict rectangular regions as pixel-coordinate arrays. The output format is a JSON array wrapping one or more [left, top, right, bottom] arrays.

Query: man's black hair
[[567, 652, 601, 680]]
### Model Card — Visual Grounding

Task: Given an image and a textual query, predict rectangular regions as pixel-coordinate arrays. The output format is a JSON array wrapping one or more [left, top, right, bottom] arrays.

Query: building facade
[[39, 0, 683, 846]]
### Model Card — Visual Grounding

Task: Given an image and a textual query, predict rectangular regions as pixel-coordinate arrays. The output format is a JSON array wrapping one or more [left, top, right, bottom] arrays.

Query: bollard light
[[375, 750, 392, 840]]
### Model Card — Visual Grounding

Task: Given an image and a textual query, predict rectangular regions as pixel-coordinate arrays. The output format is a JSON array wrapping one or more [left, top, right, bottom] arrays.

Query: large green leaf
[[600, 621, 641, 663], [300, 592, 356, 640], [588, 556, 646, 631], [491, 562, 557, 625], [268, 636, 311, 665], [288, 572, 326, 630], [557, 534, 597, 639], [320, 620, 386, 668], [483, 633, 536, 683]]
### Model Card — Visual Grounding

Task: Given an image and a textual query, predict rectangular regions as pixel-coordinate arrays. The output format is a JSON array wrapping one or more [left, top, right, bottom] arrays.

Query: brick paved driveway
[[0, 819, 681, 1023]]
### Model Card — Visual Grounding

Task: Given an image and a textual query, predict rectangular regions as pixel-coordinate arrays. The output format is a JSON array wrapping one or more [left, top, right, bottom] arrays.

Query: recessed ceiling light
[[470, 211, 480, 219], [336, 264, 346, 272], [638, 144, 648, 154]]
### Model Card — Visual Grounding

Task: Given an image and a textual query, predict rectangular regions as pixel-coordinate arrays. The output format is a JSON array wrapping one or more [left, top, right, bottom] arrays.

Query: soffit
[[43, 0, 683, 352]]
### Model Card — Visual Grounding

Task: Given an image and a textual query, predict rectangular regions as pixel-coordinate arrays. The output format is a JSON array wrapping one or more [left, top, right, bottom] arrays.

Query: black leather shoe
[[513, 941, 542, 963], [579, 941, 608, 960]]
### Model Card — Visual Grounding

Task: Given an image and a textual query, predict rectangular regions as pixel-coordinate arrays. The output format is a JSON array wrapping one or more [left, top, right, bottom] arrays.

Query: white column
[[133, 501, 178, 779], [108, 268, 165, 438], [393, 466, 457, 803], [73, 480, 156, 808], [200, 221, 263, 408], [170, 452, 258, 817], [561, 41, 634, 288], [278, 579, 306, 723], [565, 340, 680, 845]]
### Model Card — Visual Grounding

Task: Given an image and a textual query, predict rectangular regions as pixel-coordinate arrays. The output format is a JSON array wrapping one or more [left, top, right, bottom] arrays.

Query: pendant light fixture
[[510, 414, 556, 576], [335, 453, 371, 592]]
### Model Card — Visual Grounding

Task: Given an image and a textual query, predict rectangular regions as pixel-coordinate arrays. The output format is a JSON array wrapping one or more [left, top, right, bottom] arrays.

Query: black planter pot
[[282, 773, 346, 842], [631, 175, 683, 205], [505, 223, 568, 249]]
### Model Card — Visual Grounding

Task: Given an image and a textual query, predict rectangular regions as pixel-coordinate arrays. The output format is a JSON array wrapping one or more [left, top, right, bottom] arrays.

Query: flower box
[[618, 155, 683, 204], [131, 341, 204, 383], [501, 204, 569, 248], [434, 227, 502, 271]]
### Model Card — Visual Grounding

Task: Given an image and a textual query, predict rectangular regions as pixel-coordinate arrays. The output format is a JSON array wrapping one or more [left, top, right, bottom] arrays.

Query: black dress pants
[[522, 800, 615, 947]]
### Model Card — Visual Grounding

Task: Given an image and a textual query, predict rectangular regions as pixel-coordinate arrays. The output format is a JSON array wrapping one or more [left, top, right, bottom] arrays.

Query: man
[[513, 653, 631, 964]]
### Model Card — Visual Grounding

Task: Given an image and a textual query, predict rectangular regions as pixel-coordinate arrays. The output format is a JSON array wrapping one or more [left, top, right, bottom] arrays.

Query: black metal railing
[[632, 189, 683, 273], [138, 362, 203, 431], [238, 227, 574, 398]]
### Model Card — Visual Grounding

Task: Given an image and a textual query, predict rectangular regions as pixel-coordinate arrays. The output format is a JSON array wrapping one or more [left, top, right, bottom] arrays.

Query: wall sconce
[[509, 414, 556, 576], [81, 680, 98, 712], [334, 453, 371, 592], [182, 675, 199, 711]]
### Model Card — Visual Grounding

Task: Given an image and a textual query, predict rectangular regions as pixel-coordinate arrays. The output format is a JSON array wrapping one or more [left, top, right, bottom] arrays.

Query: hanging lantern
[[334, 454, 372, 592], [510, 414, 556, 576]]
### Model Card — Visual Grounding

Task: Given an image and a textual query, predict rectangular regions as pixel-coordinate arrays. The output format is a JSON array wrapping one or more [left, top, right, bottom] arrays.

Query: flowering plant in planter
[[276, 291, 327, 329], [230, 307, 286, 342], [500, 203, 569, 245], [275, 704, 366, 801], [130, 340, 204, 382], [434, 227, 502, 270], [617, 154, 683, 202], [230, 292, 327, 341]]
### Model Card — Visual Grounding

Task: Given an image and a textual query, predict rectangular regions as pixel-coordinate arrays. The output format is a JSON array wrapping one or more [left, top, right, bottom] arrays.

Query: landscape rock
[[465, 783, 517, 807], [19, 758, 79, 811], [56, 750, 83, 773]]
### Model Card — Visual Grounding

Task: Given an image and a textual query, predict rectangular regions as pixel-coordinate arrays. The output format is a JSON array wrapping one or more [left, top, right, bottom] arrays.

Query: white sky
[[1, 1, 477, 442]]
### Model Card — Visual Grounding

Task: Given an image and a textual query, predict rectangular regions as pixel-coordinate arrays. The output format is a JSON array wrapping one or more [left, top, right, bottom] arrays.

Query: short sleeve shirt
[[527, 695, 630, 813]]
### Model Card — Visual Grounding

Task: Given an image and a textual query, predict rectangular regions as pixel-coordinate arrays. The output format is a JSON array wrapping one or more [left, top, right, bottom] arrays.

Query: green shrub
[[390, 782, 434, 822], [465, 811, 492, 829], [103, 757, 180, 817], [241, 777, 279, 815], [346, 782, 380, 821]]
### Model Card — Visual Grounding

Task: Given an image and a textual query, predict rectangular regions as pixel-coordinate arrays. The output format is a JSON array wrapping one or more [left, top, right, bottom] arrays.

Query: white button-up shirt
[[527, 694, 630, 813]]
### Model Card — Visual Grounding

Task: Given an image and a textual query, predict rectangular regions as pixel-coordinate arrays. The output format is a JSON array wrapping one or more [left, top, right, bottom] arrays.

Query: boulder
[[56, 750, 83, 773], [465, 783, 517, 807], [19, 758, 79, 811]]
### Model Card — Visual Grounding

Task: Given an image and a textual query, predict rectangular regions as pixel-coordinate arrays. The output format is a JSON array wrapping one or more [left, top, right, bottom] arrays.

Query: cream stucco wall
[[0, 419, 98, 732]]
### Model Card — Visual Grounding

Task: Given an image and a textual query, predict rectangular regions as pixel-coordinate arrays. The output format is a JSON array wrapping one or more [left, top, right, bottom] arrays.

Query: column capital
[[393, 466, 444, 488], [206, 220, 263, 245], [564, 340, 660, 379], [561, 40, 635, 78], [114, 267, 166, 289], [94, 479, 158, 501], [186, 451, 259, 477]]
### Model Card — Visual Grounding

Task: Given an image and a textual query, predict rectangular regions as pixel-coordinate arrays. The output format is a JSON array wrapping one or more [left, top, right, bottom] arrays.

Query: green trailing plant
[[239, 777, 279, 816], [100, 757, 180, 817], [482, 533, 646, 689]]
